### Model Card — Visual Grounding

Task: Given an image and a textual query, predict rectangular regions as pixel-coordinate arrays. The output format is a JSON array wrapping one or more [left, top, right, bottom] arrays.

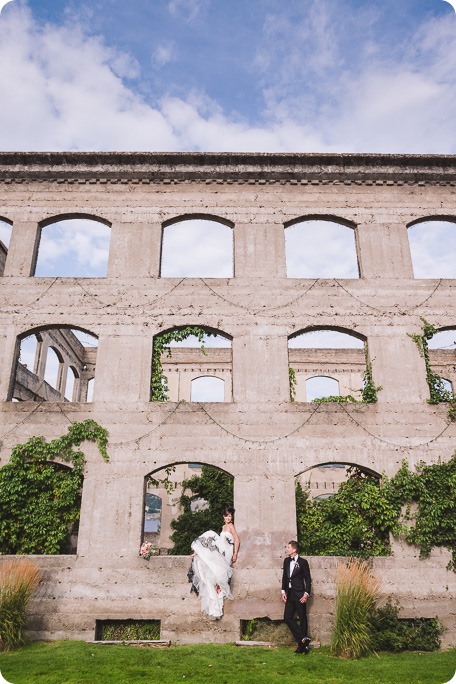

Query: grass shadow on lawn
[[0, 641, 455, 684]]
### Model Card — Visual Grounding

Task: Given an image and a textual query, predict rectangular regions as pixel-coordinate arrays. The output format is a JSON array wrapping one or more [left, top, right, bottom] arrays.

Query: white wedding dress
[[190, 530, 234, 619]]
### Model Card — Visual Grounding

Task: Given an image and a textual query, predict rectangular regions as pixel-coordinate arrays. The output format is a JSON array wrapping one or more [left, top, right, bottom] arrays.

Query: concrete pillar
[[234, 474, 296, 561], [108, 220, 162, 278], [78, 464, 142, 559], [234, 222, 286, 278], [0, 327, 18, 400], [56, 363, 66, 396], [368, 329, 429, 403], [3, 219, 40, 277], [357, 218, 414, 279], [232, 333, 289, 403], [93, 334, 152, 403]]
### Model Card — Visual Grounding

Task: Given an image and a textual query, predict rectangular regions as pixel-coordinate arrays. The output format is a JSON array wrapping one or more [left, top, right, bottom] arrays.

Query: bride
[[190, 506, 240, 620]]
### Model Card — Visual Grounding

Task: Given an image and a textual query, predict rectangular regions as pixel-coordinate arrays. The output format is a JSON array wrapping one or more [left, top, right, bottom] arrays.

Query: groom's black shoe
[[295, 637, 311, 654]]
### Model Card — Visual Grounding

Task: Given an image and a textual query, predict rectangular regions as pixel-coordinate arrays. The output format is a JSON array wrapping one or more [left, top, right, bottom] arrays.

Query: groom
[[281, 540, 312, 654]]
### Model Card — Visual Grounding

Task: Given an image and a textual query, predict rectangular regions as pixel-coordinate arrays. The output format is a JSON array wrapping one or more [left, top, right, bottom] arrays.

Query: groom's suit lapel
[[289, 557, 300, 577]]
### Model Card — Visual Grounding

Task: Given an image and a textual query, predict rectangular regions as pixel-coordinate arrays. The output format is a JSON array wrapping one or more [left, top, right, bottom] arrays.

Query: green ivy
[[409, 318, 456, 419], [312, 348, 380, 405], [312, 395, 358, 404], [150, 326, 219, 402], [169, 465, 233, 554], [297, 468, 401, 558], [297, 455, 456, 569], [289, 367, 297, 402], [361, 355, 382, 403], [148, 466, 177, 495], [0, 420, 109, 555], [390, 456, 456, 568]]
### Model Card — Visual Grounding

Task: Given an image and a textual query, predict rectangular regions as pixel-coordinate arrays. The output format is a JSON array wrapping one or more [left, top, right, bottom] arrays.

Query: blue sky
[[1, 0, 456, 152]]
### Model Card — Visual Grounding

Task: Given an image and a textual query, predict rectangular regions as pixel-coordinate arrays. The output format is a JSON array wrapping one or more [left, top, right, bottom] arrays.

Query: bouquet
[[139, 542, 159, 560]]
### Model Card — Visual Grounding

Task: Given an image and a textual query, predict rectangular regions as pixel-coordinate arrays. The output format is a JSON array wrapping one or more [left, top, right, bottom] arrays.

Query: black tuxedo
[[282, 556, 311, 644]]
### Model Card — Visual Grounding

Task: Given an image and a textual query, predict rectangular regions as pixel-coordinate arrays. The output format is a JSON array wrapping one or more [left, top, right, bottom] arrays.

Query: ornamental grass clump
[[0, 559, 41, 651], [332, 558, 380, 659]]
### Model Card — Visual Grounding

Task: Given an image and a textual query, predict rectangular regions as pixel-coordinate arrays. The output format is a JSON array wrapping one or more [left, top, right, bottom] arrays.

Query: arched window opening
[[427, 329, 456, 350], [305, 376, 340, 402], [408, 219, 456, 278], [11, 328, 98, 403], [17, 334, 39, 373], [285, 218, 359, 278], [190, 376, 225, 402], [143, 463, 234, 555], [0, 219, 12, 277], [427, 328, 456, 400], [288, 329, 368, 403], [64, 367, 79, 401], [34, 217, 111, 277], [297, 463, 351, 501], [44, 347, 62, 391], [160, 218, 233, 278], [151, 327, 232, 402], [295, 463, 387, 557]]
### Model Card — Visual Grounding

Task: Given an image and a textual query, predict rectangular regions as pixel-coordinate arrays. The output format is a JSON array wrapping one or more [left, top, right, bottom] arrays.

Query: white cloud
[[408, 221, 456, 278], [168, 0, 209, 23], [0, 3, 455, 154], [0, 7, 176, 151], [34, 219, 111, 277], [153, 41, 176, 66], [285, 221, 359, 278], [161, 219, 233, 277]]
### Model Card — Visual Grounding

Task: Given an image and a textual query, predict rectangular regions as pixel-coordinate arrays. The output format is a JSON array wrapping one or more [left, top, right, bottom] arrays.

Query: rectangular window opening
[[95, 619, 161, 642], [240, 618, 293, 645]]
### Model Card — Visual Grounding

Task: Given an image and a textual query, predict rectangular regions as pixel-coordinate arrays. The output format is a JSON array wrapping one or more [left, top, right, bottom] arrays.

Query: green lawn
[[0, 642, 455, 684]]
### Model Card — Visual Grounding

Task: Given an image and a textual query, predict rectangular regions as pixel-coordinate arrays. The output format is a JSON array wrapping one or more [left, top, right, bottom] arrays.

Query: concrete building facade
[[0, 152, 455, 645]]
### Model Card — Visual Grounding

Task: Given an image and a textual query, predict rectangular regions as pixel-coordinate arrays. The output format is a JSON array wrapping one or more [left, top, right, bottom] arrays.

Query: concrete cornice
[[0, 151, 455, 182]]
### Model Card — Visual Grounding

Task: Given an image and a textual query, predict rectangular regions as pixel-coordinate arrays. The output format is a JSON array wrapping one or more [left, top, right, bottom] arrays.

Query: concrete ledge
[[235, 641, 275, 647], [235, 641, 321, 648], [91, 640, 171, 647]]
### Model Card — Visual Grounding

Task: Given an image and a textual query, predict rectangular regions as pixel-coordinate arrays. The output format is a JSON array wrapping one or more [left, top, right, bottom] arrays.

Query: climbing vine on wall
[[361, 356, 382, 403], [150, 326, 220, 402], [0, 420, 109, 554], [390, 456, 456, 567], [296, 468, 400, 558], [312, 395, 358, 404], [312, 347, 381, 405], [289, 367, 297, 402], [409, 318, 456, 420], [296, 455, 456, 570]]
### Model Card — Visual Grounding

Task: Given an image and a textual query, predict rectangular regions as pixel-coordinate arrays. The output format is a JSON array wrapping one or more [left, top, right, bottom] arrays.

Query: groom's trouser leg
[[284, 595, 307, 643], [295, 599, 308, 639]]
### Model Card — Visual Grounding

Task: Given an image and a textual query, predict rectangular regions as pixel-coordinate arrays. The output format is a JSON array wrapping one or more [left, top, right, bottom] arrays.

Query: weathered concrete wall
[[0, 152, 456, 645], [2, 544, 454, 646]]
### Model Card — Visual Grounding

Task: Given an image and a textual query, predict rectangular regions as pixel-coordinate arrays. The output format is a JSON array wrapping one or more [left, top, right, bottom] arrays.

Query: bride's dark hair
[[223, 506, 235, 517]]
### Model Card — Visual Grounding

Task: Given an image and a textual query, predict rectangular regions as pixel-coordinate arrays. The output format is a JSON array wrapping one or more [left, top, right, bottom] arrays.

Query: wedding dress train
[[190, 529, 234, 619]]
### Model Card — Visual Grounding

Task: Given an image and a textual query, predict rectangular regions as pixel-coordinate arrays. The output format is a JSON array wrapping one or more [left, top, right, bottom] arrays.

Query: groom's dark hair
[[288, 540, 299, 552]]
